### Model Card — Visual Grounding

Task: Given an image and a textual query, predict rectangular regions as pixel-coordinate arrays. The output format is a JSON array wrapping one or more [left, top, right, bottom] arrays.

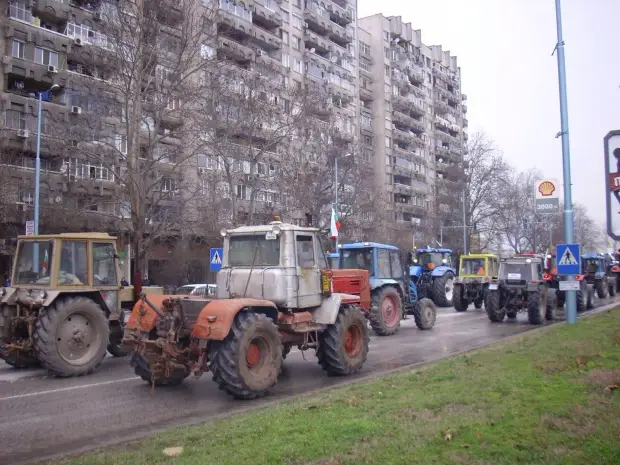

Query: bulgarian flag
[[42, 249, 49, 275], [330, 207, 341, 239]]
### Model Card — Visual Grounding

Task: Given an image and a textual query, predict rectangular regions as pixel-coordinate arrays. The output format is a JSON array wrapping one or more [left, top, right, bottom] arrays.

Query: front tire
[[369, 287, 402, 336], [317, 306, 369, 376], [609, 279, 617, 297], [414, 298, 437, 330], [33, 297, 109, 377], [545, 289, 556, 321], [211, 312, 282, 400], [577, 281, 587, 312], [486, 291, 505, 322], [527, 290, 545, 325], [595, 279, 608, 299], [452, 284, 467, 312], [432, 273, 454, 307]]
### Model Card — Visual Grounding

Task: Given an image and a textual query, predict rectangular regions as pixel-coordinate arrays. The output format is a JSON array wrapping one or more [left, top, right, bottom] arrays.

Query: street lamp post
[[553, 0, 576, 324], [34, 84, 60, 235]]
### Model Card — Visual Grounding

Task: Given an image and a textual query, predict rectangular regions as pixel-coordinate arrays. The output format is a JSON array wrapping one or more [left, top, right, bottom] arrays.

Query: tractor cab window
[[59, 241, 88, 285], [583, 259, 598, 274], [296, 235, 315, 268], [92, 243, 117, 286], [461, 258, 485, 276], [500, 262, 533, 281], [417, 252, 450, 268], [341, 248, 373, 275], [377, 248, 391, 278], [14, 240, 54, 285], [229, 234, 280, 266], [328, 255, 339, 269], [390, 250, 403, 278], [316, 237, 328, 269]]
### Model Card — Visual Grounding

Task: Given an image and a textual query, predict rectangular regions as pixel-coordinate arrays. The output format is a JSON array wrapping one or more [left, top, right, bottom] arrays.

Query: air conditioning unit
[[73, 37, 83, 46], [17, 129, 29, 138], [47, 65, 58, 74], [71, 106, 82, 115]]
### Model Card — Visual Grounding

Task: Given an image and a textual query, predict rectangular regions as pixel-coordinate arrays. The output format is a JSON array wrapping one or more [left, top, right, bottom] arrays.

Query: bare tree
[[62, 0, 216, 289]]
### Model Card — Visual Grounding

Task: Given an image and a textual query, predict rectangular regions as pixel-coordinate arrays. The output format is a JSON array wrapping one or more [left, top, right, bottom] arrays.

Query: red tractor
[[543, 252, 591, 312]]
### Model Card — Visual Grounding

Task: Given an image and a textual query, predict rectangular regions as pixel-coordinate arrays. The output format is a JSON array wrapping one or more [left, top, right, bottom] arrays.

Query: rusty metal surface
[[191, 298, 277, 340]]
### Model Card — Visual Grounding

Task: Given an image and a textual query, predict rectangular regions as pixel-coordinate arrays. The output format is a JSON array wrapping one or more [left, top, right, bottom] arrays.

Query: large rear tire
[[211, 312, 282, 399], [595, 279, 608, 299], [131, 352, 189, 386], [609, 278, 617, 297], [33, 297, 109, 377], [432, 273, 455, 307], [452, 284, 467, 312], [486, 291, 505, 323], [369, 287, 402, 336], [545, 289, 556, 321], [576, 281, 587, 312], [317, 306, 369, 376], [413, 298, 437, 330], [527, 290, 545, 325]]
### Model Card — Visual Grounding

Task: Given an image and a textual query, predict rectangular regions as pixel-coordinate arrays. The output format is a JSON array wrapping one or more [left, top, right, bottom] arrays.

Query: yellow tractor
[[452, 253, 499, 311]]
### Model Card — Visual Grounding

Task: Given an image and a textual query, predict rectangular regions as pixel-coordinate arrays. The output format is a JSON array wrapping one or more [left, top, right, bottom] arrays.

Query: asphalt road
[[0, 299, 616, 465]]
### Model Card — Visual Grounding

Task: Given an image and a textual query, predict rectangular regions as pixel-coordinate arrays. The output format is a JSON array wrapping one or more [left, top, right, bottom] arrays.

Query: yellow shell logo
[[538, 181, 555, 197]]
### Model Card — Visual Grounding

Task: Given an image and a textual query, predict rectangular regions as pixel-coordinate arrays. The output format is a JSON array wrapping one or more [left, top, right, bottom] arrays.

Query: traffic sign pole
[[553, 0, 576, 324]]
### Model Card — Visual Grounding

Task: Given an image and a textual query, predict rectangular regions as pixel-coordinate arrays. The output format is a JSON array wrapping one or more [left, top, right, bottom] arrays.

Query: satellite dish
[[55, 196, 62, 203], [310, 48, 315, 53], [330, 56, 337, 63]]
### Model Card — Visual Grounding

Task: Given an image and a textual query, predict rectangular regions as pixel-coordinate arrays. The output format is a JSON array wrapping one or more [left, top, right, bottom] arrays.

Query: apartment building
[[358, 14, 468, 238]]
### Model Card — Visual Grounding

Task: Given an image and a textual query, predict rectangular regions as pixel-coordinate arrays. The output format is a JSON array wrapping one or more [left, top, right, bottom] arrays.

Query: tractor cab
[[458, 253, 499, 278], [327, 252, 340, 270], [408, 247, 456, 307], [581, 253, 607, 281]]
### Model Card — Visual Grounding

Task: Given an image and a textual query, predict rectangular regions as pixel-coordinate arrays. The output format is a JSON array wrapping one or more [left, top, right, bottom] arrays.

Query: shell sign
[[535, 179, 560, 214]]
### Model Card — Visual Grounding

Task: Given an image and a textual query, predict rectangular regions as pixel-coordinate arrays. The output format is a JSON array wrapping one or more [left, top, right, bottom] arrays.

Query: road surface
[[0, 301, 614, 465]]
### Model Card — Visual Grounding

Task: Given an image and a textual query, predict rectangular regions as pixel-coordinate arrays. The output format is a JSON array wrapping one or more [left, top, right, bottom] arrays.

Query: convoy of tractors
[[0, 222, 617, 400]]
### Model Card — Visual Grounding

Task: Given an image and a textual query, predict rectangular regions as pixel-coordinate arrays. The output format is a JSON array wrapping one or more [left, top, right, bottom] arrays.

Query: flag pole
[[334, 157, 339, 251]]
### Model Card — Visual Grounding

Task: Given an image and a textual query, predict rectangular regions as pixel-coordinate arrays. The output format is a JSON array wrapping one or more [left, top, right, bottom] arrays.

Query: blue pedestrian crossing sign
[[210, 248, 224, 272], [556, 243, 581, 275]]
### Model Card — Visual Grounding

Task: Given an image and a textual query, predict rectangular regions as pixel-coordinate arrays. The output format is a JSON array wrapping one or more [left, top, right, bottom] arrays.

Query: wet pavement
[[0, 300, 616, 465]]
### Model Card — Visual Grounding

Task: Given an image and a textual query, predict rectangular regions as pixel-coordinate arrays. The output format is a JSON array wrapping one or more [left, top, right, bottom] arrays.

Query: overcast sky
[[358, 0, 619, 226]]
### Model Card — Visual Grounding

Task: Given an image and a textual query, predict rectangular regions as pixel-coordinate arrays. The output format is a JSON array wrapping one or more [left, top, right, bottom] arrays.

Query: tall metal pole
[[440, 226, 443, 246], [554, 0, 576, 324], [462, 190, 467, 255], [34, 92, 43, 236], [334, 157, 338, 251]]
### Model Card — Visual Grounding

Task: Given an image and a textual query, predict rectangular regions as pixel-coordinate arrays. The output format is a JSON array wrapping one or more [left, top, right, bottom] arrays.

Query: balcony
[[256, 50, 282, 71], [217, 36, 255, 63], [463, 103, 468, 113], [324, 0, 353, 25], [305, 29, 333, 53], [327, 21, 353, 46], [252, 23, 282, 50], [408, 67, 424, 85], [435, 144, 450, 158], [252, 1, 283, 28], [463, 117, 469, 128], [393, 127, 413, 144], [434, 97, 449, 114], [359, 86, 373, 102]]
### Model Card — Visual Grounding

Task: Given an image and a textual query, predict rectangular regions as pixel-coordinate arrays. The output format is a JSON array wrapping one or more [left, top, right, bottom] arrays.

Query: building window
[[361, 114, 371, 127], [292, 14, 302, 29], [359, 41, 370, 55], [384, 65, 390, 76], [281, 53, 290, 68], [292, 0, 301, 8], [201, 44, 215, 59], [383, 31, 389, 41], [293, 58, 302, 73], [385, 136, 392, 148], [281, 9, 289, 23], [35, 47, 59, 68], [12, 39, 25, 59], [236, 184, 251, 200], [362, 135, 372, 146], [359, 61, 370, 72], [292, 35, 301, 50], [281, 31, 289, 45]]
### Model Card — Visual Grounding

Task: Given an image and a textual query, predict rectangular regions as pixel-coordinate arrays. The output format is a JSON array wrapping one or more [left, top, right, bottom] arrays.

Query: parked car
[[173, 284, 217, 298]]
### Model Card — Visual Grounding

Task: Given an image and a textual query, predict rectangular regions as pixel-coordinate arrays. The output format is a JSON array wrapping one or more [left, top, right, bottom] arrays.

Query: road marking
[[0, 377, 139, 402]]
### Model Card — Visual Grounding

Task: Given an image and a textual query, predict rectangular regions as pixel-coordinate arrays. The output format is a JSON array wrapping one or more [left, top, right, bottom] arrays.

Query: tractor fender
[[430, 266, 455, 277], [311, 293, 362, 325], [409, 265, 423, 277], [369, 278, 400, 291], [0, 287, 16, 305], [126, 294, 175, 332], [192, 298, 278, 341]]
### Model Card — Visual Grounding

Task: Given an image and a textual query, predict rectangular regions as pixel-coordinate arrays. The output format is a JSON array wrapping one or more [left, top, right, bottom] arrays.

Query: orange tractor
[[122, 221, 373, 399]]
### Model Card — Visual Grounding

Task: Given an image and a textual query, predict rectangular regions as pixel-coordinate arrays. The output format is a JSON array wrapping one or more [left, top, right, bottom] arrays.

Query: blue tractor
[[581, 253, 617, 300], [337, 242, 436, 336], [327, 252, 340, 270], [409, 247, 457, 307]]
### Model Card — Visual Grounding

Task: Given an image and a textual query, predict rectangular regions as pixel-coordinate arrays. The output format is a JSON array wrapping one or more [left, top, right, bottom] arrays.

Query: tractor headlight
[[271, 225, 281, 235], [442, 258, 447, 264], [219, 228, 227, 237], [526, 259, 532, 263]]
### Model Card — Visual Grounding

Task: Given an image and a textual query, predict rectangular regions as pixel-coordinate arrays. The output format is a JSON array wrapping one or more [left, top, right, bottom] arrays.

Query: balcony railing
[[219, 0, 253, 22]]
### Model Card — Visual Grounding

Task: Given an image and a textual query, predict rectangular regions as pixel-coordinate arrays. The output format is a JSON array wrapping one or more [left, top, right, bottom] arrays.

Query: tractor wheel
[[369, 287, 402, 336], [317, 306, 369, 376], [474, 298, 484, 309], [432, 273, 455, 307], [413, 298, 437, 330], [452, 284, 467, 312], [527, 290, 545, 325], [211, 312, 282, 399], [131, 352, 189, 386], [33, 297, 109, 377], [545, 289, 556, 321], [609, 279, 617, 297], [595, 279, 608, 299], [576, 281, 587, 312], [0, 342, 40, 369], [107, 315, 130, 357], [486, 291, 505, 322]]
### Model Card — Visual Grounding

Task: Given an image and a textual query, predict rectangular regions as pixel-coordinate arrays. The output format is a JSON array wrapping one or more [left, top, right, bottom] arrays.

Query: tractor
[[485, 255, 553, 324], [337, 242, 437, 336], [327, 252, 340, 269], [0, 233, 162, 376], [581, 253, 617, 299], [543, 252, 591, 312], [453, 253, 499, 312], [122, 221, 373, 400], [409, 247, 456, 307]]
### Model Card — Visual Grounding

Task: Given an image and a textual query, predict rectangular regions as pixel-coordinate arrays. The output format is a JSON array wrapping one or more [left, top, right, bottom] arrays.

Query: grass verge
[[49, 309, 620, 465]]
